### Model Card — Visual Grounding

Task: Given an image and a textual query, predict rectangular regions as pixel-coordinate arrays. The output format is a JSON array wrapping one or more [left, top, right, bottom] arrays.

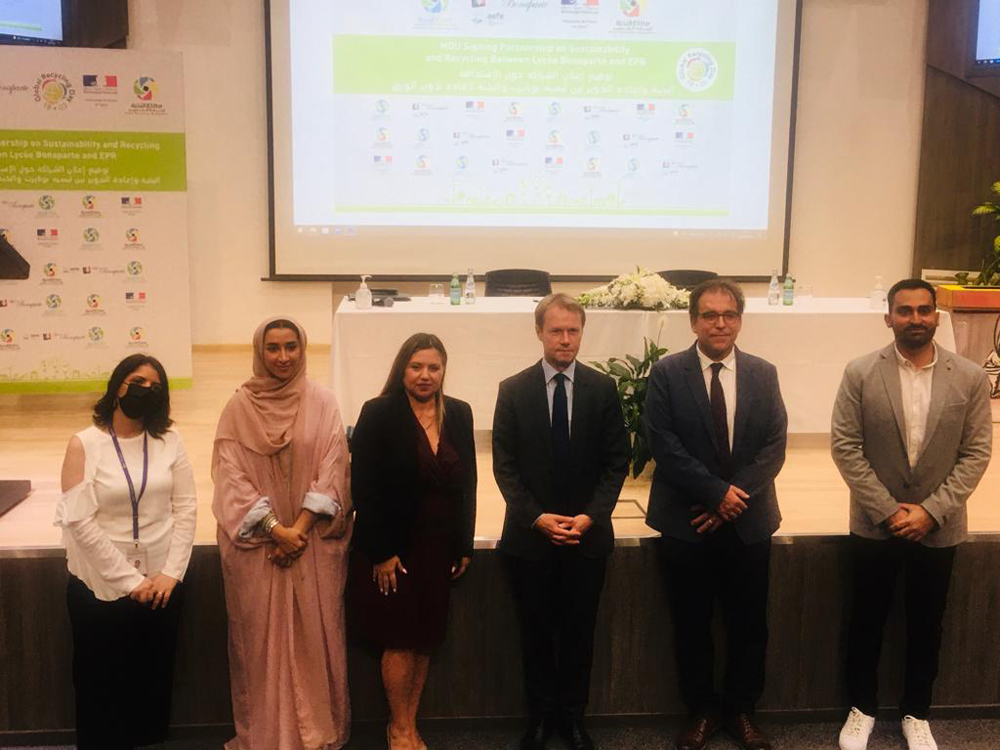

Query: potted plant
[[591, 335, 668, 478], [938, 181, 1000, 309]]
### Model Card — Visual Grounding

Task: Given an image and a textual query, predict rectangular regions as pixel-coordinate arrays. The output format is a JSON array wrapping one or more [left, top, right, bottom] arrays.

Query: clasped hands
[[265, 524, 309, 568], [690, 484, 748, 534], [129, 573, 179, 609], [534, 513, 593, 545], [887, 503, 937, 542]]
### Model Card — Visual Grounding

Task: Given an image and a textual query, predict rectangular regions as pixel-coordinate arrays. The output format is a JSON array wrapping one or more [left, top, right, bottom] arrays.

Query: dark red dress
[[347, 421, 465, 651]]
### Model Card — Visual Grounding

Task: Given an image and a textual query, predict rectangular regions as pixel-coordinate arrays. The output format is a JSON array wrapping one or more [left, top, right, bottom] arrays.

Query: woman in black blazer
[[348, 332, 476, 750]]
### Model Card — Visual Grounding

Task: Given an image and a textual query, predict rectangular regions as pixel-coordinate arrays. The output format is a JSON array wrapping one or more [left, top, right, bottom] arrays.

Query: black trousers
[[503, 546, 608, 721], [66, 574, 185, 750], [658, 526, 771, 715], [846, 534, 956, 719]]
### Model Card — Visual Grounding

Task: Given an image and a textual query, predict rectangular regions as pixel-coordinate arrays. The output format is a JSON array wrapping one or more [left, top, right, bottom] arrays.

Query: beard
[[896, 324, 936, 350]]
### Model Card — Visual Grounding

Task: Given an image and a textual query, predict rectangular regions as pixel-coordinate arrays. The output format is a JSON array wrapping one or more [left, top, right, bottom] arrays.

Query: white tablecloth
[[330, 296, 955, 433]]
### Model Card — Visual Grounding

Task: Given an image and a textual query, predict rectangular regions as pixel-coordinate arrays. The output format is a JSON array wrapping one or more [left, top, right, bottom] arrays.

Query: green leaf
[[626, 354, 642, 371], [973, 204, 999, 216], [608, 361, 630, 379]]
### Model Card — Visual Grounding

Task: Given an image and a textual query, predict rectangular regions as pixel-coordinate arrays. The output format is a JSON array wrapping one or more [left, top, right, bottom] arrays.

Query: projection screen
[[267, 0, 801, 279]]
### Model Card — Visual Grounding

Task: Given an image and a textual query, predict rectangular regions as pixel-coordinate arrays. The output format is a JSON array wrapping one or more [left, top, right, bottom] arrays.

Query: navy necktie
[[552, 373, 570, 491], [710, 362, 732, 471]]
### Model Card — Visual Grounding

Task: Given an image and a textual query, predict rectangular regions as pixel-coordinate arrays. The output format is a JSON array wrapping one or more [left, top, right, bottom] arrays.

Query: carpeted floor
[[9, 717, 1000, 749]]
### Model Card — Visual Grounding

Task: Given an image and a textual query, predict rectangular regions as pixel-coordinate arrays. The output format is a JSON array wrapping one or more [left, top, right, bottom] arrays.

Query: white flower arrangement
[[577, 268, 690, 311]]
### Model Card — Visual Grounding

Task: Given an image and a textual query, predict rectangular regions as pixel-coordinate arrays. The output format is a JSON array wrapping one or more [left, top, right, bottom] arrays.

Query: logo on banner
[[86, 294, 102, 310], [422, 0, 449, 12], [88, 326, 105, 343], [127, 260, 144, 277], [586, 157, 601, 172], [82, 195, 96, 210], [134, 77, 158, 101], [508, 102, 521, 116], [587, 130, 601, 145], [0, 329, 15, 345], [129, 326, 147, 344], [83, 74, 117, 89], [45, 293, 62, 310], [125, 228, 141, 244], [43, 262, 58, 278], [125, 291, 147, 304], [36, 228, 59, 243], [548, 101, 562, 116], [677, 49, 719, 92], [38, 195, 55, 211], [375, 99, 390, 114], [620, 0, 645, 15], [83, 227, 100, 243], [628, 157, 640, 172], [415, 155, 431, 170], [33, 73, 76, 110]]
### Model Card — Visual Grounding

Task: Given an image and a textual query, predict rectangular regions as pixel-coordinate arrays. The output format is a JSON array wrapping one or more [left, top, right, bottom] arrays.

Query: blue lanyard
[[109, 426, 148, 546]]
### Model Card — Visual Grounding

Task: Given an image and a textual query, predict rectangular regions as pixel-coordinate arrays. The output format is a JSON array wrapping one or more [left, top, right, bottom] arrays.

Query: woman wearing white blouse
[[56, 354, 197, 750]]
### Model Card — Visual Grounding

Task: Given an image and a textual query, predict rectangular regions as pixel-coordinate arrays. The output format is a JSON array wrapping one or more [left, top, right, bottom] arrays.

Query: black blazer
[[493, 360, 629, 561], [350, 391, 477, 564], [643, 343, 787, 544]]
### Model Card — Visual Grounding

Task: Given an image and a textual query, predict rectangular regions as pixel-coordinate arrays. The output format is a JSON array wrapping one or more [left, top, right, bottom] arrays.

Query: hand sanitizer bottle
[[355, 274, 372, 310], [767, 269, 781, 306], [464, 268, 476, 305], [869, 275, 887, 310], [450, 272, 461, 305], [782, 274, 795, 306]]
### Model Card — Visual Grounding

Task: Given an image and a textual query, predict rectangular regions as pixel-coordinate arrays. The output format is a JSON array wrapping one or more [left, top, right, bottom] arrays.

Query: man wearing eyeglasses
[[644, 279, 788, 750]]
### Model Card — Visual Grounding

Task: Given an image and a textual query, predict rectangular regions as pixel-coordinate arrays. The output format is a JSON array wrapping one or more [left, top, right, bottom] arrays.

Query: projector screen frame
[[970, 0, 1000, 77], [264, 0, 803, 284]]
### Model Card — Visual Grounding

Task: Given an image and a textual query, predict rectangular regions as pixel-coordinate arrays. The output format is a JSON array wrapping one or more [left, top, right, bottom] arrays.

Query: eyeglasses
[[698, 311, 741, 324]]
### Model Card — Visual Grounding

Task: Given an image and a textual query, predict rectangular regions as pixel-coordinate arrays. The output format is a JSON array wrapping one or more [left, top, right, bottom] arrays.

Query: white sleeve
[[56, 481, 145, 597], [160, 438, 198, 581]]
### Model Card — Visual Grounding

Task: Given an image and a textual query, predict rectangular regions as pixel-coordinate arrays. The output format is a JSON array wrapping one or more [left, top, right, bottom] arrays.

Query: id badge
[[126, 545, 148, 576]]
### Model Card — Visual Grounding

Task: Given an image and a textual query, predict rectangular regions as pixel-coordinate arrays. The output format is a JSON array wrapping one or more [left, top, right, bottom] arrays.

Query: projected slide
[[977, 0, 1000, 64], [269, 0, 798, 277], [0, 0, 63, 43]]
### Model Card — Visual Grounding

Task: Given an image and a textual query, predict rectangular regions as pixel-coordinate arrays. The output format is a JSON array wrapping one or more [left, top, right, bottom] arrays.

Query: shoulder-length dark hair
[[381, 333, 448, 426], [93, 354, 173, 438]]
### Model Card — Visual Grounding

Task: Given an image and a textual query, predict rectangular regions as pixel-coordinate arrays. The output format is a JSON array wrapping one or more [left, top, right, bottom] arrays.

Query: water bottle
[[782, 275, 795, 306], [450, 272, 461, 305], [767, 269, 781, 306], [869, 275, 887, 310], [464, 268, 476, 305], [355, 274, 372, 310]]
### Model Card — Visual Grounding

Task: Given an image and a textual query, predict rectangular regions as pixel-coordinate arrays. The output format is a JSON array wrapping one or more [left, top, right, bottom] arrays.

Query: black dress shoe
[[558, 716, 595, 750], [520, 715, 553, 750]]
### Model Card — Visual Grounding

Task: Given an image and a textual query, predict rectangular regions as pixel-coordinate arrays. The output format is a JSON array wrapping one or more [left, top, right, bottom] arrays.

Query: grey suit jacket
[[831, 343, 992, 547]]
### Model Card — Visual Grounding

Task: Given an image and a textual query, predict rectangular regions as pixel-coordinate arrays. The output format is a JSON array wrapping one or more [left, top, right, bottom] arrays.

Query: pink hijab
[[215, 316, 308, 455]]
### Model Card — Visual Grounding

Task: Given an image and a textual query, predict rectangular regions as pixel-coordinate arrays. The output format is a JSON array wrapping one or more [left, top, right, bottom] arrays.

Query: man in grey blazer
[[832, 279, 992, 750]]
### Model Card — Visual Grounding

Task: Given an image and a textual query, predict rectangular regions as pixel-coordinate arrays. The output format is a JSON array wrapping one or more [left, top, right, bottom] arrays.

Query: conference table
[[330, 296, 955, 433]]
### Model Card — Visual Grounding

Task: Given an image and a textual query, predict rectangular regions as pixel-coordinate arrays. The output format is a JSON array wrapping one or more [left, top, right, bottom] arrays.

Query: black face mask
[[118, 382, 163, 420]]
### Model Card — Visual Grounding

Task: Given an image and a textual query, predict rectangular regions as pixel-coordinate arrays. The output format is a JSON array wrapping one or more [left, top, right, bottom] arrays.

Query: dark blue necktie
[[710, 362, 732, 472], [552, 373, 570, 492]]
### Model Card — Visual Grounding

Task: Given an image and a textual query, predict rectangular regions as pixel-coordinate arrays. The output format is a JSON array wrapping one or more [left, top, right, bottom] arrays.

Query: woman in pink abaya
[[212, 316, 352, 750]]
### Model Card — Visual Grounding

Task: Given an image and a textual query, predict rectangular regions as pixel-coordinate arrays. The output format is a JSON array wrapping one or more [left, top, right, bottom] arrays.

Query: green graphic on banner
[[333, 36, 735, 100], [0, 129, 186, 191], [0, 377, 193, 394]]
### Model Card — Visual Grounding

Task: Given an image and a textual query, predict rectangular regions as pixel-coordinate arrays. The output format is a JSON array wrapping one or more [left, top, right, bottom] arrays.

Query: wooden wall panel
[[3, 538, 1000, 743], [913, 67, 1000, 274]]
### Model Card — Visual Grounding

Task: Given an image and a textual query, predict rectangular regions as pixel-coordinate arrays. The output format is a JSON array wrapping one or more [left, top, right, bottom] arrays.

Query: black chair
[[484, 268, 552, 297], [657, 269, 718, 290]]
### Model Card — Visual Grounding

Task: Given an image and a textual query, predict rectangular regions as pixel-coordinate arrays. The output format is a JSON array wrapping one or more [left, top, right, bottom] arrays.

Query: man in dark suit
[[493, 293, 629, 750], [644, 279, 787, 750]]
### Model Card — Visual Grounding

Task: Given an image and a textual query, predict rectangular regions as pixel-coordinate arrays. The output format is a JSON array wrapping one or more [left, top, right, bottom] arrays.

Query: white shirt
[[696, 345, 736, 450], [54, 426, 198, 601], [895, 343, 937, 469], [542, 358, 576, 437]]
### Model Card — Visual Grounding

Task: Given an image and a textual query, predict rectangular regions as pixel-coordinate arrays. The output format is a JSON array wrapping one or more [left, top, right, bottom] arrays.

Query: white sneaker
[[839, 707, 875, 750], [901, 715, 938, 750]]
